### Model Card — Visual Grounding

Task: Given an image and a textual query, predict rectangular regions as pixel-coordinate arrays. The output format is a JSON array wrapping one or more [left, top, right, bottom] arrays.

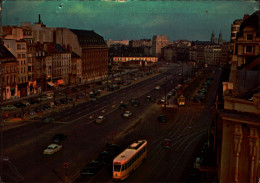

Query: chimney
[[38, 14, 41, 24]]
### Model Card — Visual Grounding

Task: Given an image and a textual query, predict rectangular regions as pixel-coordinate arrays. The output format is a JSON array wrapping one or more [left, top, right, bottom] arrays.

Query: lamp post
[[164, 74, 168, 109]]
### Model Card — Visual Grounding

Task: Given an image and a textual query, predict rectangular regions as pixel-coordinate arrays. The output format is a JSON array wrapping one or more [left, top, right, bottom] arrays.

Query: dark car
[[81, 160, 102, 175], [14, 102, 26, 108], [158, 115, 167, 123], [60, 98, 68, 104], [146, 96, 151, 102], [105, 143, 121, 158], [43, 104, 51, 111], [52, 133, 67, 143], [132, 100, 140, 107], [118, 104, 126, 109], [96, 151, 113, 165], [29, 98, 39, 104], [44, 117, 54, 123], [54, 100, 61, 106]]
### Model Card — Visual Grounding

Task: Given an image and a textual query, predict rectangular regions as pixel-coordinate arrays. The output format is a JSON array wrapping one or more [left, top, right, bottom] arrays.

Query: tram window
[[114, 165, 121, 172]]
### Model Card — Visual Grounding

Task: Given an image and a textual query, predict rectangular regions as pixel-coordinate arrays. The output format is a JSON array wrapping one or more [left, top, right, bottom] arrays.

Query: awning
[[57, 79, 65, 86], [47, 82, 55, 87]]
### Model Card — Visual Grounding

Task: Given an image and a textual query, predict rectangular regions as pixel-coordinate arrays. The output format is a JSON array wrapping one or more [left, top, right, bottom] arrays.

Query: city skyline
[[2, 0, 258, 42]]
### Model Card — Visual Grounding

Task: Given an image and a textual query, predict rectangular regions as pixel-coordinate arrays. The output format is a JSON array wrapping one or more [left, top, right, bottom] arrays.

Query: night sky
[[2, 0, 258, 41]]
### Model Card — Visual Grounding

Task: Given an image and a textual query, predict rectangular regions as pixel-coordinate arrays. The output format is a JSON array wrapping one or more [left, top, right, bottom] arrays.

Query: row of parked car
[[191, 77, 213, 103], [81, 143, 121, 175]]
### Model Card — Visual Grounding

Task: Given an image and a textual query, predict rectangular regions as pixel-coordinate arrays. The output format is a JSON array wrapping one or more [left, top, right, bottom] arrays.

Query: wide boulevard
[[1, 63, 220, 183]]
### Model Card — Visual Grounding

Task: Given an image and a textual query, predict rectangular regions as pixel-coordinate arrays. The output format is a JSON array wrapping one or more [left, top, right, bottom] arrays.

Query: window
[[22, 54, 26, 58], [17, 44, 21, 50], [17, 54, 21, 58], [247, 34, 253, 41], [245, 46, 253, 53]]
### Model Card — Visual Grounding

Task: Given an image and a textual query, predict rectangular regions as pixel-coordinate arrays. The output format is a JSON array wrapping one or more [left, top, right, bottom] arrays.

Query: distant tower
[[38, 14, 41, 24], [218, 32, 223, 45], [211, 32, 215, 43]]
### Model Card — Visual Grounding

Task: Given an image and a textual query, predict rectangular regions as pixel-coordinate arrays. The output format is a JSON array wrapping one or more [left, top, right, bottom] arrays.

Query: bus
[[113, 140, 147, 181], [177, 95, 185, 106]]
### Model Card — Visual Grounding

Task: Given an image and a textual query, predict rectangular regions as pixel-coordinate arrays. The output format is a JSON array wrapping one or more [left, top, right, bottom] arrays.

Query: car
[[60, 98, 68, 104], [96, 116, 105, 124], [160, 97, 167, 103], [129, 97, 137, 103], [96, 151, 113, 165], [1, 105, 17, 111], [105, 143, 121, 158], [52, 133, 67, 143], [155, 86, 161, 90], [54, 100, 61, 106], [44, 117, 54, 123], [146, 96, 151, 102], [29, 110, 36, 115], [162, 139, 173, 149], [29, 98, 39, 104], [21, 101, 30, 106], [43, 104, 51, 111], [81, 160, 102, 175], [122, 111, 132, 118], [158, 115, 167, 122], [43, 144, 62, 155], [14, 102, 26, 108], [167, 92, 173, 97], [118, 103, 126, 109], [132, 100, 140, 107]]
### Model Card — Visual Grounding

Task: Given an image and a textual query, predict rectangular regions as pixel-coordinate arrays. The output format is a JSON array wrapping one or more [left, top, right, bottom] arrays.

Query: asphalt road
[[1, 63, 222, 183]]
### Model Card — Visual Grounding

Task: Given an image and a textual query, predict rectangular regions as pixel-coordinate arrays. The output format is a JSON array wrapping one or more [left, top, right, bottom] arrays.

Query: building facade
[[0, 44, 18, 101], [152, 35, 169, 58], [70, 29, 108, 83]]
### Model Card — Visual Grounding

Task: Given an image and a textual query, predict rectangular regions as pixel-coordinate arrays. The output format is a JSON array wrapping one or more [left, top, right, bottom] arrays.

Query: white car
[[122, 111, 132, 118], [96, 116, 105, 123], [155, 86, 161, 90], [43, 144, 62, 155]]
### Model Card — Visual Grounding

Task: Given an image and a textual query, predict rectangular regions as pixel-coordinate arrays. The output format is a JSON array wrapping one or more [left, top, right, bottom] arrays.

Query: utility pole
[[0, 108, 4, 183]]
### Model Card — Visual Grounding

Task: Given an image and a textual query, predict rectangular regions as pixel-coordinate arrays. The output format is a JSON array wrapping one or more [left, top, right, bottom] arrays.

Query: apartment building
[[0, 43, 18, 100], [152, 35, 169, 58]]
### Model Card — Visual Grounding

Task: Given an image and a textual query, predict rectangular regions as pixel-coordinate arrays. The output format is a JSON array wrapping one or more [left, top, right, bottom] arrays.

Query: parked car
[[96, 116, 105, 124], [60, 98, 68, 104], [14, 102, 26, 108], [96, 151, 113, 165], [29, 110, 36, 115], [43, 104, 51, 111], [105, 143, 121, 158], [81, 160, 102, 175], [158, 115, 167, 122], [43, 144, 62, 155], [1, 105, 17, 111], [122, 111, 132, 118], [21, 101, 30, 106], [118, 103, 126, 109], [52, 133, 67, 143], [29, 98, 39, 104]]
